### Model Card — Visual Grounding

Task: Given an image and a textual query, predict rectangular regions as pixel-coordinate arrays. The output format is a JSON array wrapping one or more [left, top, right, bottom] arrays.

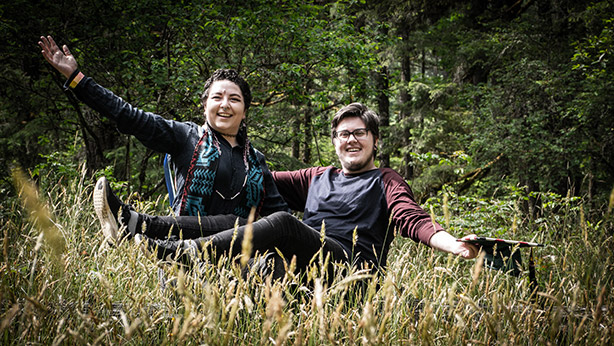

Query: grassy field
[[1, 168, 612, 344]]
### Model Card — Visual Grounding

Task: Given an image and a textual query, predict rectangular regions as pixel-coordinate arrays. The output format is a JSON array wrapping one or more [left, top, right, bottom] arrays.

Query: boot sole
[[94, 177, 118, 244]]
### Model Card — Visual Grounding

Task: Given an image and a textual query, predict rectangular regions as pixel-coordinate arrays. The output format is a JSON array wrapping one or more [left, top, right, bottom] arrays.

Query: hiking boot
[[93, 176, 130, 244], [244, 252, 287, 281], [135, 234, 199, 266]]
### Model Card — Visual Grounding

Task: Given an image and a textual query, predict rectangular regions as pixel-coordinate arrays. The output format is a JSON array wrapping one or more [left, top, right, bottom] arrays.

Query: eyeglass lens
[[337, 128, 368, 140]]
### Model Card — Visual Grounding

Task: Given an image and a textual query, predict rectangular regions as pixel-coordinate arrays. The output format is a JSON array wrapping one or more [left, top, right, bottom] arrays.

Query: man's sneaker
[[135, 234, 199, 267], [93, 176, 124, 244]]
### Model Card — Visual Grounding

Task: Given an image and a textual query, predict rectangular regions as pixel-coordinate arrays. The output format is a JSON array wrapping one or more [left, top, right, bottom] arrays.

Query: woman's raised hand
[[38, 35, 78, 79]]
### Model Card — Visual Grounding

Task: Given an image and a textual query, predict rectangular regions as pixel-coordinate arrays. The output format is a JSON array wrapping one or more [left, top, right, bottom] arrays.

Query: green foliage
[[569, 1, 614, 196], [1, 0, 612, 207], [408, 150, 471, 200], [401, 1, 613, 207]]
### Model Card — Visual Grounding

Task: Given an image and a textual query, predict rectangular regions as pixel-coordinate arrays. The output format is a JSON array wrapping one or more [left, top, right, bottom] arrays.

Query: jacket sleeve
[[69, 76, 192, 155], [380, 168, 444, 246], [256, 152, 290, 216]]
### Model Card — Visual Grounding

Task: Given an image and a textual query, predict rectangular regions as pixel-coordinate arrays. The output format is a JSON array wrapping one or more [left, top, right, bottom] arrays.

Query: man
[[95, 103, 477, 276]]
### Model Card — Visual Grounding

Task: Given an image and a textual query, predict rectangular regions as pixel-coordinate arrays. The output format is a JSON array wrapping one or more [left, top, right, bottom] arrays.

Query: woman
[[38, 35, 288, 242]]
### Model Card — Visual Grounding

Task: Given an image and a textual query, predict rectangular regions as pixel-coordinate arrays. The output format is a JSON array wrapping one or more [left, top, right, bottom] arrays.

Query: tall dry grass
[[0, 168, 612, 344]]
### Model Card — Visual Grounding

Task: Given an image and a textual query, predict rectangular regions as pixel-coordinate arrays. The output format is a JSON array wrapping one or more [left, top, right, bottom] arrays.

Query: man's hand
[[38, 35, 78, 79], [454, 234, 480, 259], [430, 231, 479, 259]]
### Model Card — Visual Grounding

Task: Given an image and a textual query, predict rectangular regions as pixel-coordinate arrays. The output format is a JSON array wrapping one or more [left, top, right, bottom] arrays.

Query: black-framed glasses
[[333, 128, 369, 141]]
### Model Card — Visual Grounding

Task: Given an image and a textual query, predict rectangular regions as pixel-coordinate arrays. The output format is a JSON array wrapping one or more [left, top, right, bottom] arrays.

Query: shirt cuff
[[63, 69, 84, 89]]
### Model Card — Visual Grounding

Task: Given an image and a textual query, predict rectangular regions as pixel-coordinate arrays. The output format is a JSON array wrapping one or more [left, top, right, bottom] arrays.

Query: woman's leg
[[141, 213, 247, 239], [93, 175, 247, 241]]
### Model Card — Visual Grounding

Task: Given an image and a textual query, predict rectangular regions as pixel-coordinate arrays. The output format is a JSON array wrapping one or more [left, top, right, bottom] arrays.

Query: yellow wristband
[[69, 72, 84, 88]]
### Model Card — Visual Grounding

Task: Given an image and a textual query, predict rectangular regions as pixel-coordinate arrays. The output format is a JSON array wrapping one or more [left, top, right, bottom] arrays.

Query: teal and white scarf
[[180, 124, 264, 218]]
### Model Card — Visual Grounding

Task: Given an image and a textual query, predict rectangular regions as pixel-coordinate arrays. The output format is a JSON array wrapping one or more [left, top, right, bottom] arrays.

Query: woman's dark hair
[[330, 102, 380, 140], [201, 69, 252, 113]]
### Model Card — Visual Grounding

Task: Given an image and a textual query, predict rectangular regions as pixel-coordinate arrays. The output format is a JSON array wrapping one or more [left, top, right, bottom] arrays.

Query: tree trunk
[[522, 177, 541, 220], [76, 107, 119, 176], [421, 46, 426, 78], [303, 106, 312, 164], [398, 21, 414, 179], [374, 65, 390, 168], [292, 114, 300, 160]]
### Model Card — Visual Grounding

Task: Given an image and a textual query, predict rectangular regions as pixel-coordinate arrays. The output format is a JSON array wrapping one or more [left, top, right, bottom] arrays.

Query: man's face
[[333, 117, 378, 174], [204, 80, 246, 135]]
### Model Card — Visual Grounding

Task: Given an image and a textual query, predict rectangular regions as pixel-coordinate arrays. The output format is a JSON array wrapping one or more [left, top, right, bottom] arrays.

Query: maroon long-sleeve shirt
[[272, 167, 443, 267]]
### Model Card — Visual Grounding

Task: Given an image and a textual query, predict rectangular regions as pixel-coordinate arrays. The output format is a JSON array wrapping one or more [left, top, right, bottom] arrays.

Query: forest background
[[1, 0, 612, 211], [0, 0, 613, 344]]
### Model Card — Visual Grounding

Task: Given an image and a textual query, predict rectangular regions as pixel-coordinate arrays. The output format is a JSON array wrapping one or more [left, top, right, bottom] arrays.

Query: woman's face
[[204, 80, 246, 135]]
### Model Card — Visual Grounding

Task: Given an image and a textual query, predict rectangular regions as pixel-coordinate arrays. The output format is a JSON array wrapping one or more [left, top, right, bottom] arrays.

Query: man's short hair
[[331, 102, 380, 140], [201, 69, 252, 113]]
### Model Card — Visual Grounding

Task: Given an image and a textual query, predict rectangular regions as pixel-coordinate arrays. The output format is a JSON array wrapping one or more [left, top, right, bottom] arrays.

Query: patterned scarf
[[179, 124, 264, 218]]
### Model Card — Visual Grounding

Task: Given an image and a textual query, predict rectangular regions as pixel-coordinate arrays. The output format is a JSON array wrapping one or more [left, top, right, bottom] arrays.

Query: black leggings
[[141, 211, 349, 271], [143, 213, 248, 239]]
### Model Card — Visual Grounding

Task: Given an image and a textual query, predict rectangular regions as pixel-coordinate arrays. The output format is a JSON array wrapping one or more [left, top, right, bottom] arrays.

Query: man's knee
[[267, 211, 297, 227]]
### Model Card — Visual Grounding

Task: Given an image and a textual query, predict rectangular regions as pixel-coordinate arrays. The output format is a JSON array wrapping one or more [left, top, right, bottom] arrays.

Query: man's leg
[[206, 211, 348, 269], [142, 211, 348, 272]]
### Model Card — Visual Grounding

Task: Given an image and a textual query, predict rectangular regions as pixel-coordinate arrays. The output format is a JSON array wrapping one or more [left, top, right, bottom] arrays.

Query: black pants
[[141, 211, 349, 272], [144, 213, 248, 239]]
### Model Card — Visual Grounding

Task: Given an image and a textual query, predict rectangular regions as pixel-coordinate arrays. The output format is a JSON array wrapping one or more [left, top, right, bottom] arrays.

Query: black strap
[[529, 247, 537, 303]]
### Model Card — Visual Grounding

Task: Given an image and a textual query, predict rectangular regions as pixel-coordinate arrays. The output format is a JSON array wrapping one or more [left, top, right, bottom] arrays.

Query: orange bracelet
[[69, 72, 84, 88]]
